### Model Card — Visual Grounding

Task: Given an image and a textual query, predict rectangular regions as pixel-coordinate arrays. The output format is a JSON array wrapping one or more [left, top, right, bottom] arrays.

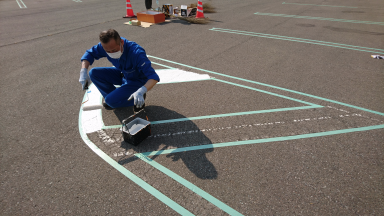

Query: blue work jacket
[[81, 37, 160, 83]]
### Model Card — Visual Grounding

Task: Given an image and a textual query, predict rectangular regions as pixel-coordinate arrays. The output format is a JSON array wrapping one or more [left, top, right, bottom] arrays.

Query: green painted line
[[102, 125, 121, 130], [282, 2, 358, 8], [157, 78, 214, 84], [151, 61, 175, 69], [210, 28, 384, 53], [147, 55, 384, 116], [142, 124, 384, 156], [151, 106, 320, 124], [211, 28, 384, 52], [102, 106, 320, 129], [78, 95, 194, 215], [135, 153, 244, 216], [101, 77, 321, 128], [254, 12, 384, 25], [213, 78, 318, 106]]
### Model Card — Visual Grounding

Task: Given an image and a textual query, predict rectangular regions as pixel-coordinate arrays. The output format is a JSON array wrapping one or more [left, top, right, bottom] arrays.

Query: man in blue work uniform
[[79, 29, 159, 111]]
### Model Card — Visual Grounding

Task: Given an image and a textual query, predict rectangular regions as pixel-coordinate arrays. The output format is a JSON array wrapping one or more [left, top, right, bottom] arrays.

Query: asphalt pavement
[[1, 0, 384, 215]]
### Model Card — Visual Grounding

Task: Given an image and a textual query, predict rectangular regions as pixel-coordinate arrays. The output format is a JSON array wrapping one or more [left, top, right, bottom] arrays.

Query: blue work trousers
[[89, 67, 145, 108]]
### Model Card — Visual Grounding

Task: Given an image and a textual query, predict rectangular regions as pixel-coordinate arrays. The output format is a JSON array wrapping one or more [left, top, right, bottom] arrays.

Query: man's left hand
[[128, 86, 147, 108]]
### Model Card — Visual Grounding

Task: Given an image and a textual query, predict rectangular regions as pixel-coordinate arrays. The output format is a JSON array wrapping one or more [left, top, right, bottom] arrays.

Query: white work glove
[[128, 86, 147, 108], [79, 68, 91, 90]]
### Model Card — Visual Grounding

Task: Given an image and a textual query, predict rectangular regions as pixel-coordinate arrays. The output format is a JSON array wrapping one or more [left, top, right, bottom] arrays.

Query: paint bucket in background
[[180, 5, 187, 17], [173, 7, 179, 17], [162, 4, 173, 17]]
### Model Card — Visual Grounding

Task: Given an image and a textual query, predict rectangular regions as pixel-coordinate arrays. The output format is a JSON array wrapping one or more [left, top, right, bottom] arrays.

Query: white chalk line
[[97, 107, 383, 157], [327, 106, 382, 122]]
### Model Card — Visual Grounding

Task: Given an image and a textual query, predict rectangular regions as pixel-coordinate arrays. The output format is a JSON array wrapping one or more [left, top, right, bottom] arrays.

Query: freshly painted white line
[[81, 84, 103, 133], [157, 69, 210, 84]]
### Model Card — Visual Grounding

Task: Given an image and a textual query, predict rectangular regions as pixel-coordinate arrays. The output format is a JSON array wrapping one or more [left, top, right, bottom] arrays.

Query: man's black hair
[[99, 29, 121, 44]]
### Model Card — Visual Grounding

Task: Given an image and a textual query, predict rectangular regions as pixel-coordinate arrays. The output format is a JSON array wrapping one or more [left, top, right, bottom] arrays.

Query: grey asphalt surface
[[1, 0, 384, 215]]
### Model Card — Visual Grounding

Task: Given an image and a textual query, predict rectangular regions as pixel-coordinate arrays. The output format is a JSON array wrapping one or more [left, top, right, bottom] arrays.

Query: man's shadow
[[113, 105, 217, 180]]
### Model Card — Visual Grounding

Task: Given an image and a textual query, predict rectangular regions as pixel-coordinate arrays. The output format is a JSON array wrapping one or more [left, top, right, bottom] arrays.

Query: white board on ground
[[156, 69, 210, 83]]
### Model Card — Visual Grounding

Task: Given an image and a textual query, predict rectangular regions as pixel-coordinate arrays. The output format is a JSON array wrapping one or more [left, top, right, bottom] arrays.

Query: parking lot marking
[[282, 2, 358, 8], [141, 124, 384, 157], [80, 57, 384, 215], [148, 55, 384, 116], [214, 78, 317, 106], [149, 106, 319, 125], [151, 61, 175, 69], [16, 0, 27, 8], [136, 153, 244, 216], [101, 77, 321, 129], [209, 28, 384, 54], [254, 12, 384, 25], [78, 107, 194, 215]]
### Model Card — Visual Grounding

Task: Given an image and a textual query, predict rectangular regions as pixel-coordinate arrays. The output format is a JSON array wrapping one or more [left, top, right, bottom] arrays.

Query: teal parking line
[[151, 106, 320, 124], [157, 78, 214, 84], [135, 153, 244, 216], [254, 12, 384, 25], [78, 96, 194, 215], [101, 77, 321, 128], [210, 28, 384, 53], [142, 124, 384, 156], [213, 78, 318, 106], [211, 28, 384, 52], [151, 61, 176, 69], [102, 106, 319, 129], [282, 2, 358, 8], [147, 55, 384, 116], [102, 125, 120, 130]]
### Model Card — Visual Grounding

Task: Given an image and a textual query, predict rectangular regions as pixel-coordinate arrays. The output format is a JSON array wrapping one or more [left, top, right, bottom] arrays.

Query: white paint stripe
[[126, 7, 132, 9], [197, 9, 203, 13], [328, 106, 382, 122], [156, 69, 210, 84], [82, 84, 103, 133], [140, 113, 365, 139]]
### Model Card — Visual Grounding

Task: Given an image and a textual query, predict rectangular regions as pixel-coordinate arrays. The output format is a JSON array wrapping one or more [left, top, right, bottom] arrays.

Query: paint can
[[180, 5, 187, 17], [173, 7, 179, 16], [122, 109, 151, 146], [162, 4, 173, 17]]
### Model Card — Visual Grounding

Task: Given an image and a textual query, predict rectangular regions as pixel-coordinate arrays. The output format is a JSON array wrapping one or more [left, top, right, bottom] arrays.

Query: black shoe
[[103, 102, 114, 110]]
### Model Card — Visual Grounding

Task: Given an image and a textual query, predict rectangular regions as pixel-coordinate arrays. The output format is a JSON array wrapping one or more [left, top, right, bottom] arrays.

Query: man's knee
[[104, 94, 121, 108], [89, 67, 103, 80]]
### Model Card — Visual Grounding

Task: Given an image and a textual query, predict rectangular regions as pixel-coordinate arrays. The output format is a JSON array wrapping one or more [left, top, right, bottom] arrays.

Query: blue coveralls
[[81, 37, 160, 108]]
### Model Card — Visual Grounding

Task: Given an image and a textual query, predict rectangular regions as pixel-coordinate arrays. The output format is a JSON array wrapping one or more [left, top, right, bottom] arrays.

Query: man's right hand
[[79, 68, 91, 90]]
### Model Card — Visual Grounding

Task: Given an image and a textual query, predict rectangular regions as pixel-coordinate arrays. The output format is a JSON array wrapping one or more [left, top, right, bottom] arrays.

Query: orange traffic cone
[[195, 0, 204, 18], [123, 0, 136, 18]]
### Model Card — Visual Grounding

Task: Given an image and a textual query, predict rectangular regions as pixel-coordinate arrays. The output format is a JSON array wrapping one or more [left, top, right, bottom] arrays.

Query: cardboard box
[[137, 11, 165, 24]]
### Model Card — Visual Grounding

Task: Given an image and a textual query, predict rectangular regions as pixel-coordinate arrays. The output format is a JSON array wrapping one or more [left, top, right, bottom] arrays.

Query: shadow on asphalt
[[115, 105, 218, 180]]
